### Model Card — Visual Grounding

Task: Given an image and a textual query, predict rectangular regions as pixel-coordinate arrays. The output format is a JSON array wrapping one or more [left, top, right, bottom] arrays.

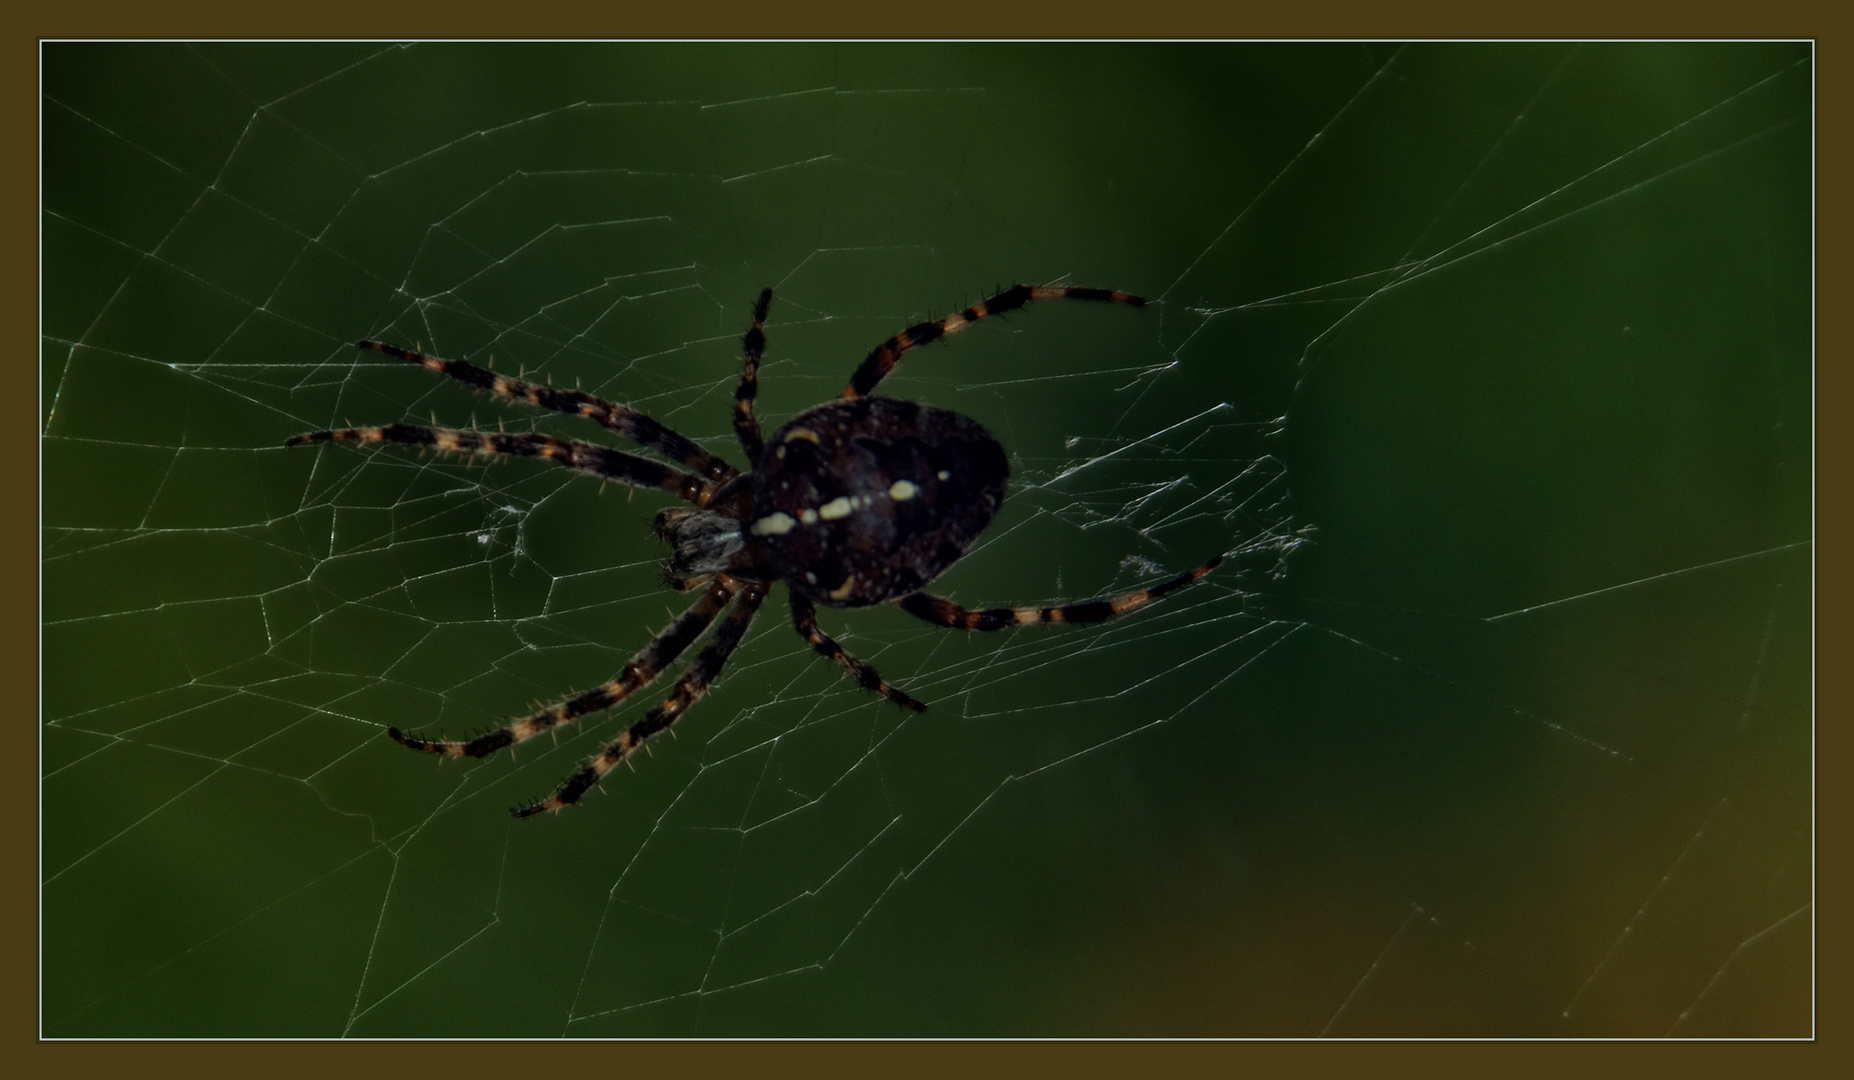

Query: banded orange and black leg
[[897, 554, 1223, 631], [515, 580, 771, 817], [790, 593, 927, 711], [287, 423, 711, 504], [841, 284, 1144, 400], [354, 340, 740, 496], [389, 577, 739, 760], [733, 288, 772, 462]]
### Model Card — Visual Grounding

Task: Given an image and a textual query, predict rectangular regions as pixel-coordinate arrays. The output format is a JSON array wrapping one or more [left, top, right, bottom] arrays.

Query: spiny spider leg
[[841, 284, 1145, 400], [517, 579, 770, 817], [355, 340, 740, 496], [733, 288, 772, 462], [789, 593, 927, 711], [390, 577, 739, 758], [288, 424, 711, 504], [897, 554, 1224, 631]]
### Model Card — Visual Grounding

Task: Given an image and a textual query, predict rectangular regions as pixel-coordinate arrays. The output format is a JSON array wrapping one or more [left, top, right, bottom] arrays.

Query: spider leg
[[840, 284, 1145, 400], [733, 288, 771, 463], [354, 340, 740, 496], [389, 577, 738, 759], [789, 593, 927, 711], [515, 579, 771, 817], [897, 554, 1223, 631], [287, 423, 710, 504]]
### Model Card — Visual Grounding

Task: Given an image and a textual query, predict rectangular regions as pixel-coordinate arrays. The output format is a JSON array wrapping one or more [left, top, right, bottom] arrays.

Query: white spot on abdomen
[[750, 512, 797, 536]]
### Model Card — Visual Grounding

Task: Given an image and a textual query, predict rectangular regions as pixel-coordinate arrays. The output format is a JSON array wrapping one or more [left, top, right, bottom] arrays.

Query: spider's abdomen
[[750, 397, 1009, 608]]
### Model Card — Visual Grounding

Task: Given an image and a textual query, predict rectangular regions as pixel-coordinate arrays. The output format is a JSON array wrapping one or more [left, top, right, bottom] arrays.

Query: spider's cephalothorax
[[288, 284, 1224, 817]]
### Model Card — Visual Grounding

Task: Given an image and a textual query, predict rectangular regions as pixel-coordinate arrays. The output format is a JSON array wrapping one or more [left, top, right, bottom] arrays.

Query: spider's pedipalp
[[897, 554, 1223, 631], [516, 580, 770, 817], [840, 283, 1145, 399], [654, 506, 747, 581]]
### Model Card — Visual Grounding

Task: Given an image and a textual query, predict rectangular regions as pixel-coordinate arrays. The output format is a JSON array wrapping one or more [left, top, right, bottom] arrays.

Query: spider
[[289, 284, 1224, 817]]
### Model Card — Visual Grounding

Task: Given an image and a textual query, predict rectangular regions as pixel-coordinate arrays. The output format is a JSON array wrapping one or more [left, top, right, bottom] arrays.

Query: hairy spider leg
[[840, 284, 1146, 400], [897, 554, 1224, 631], [733, 288, 772, 462], [388, 577, 738, 759], [515, 579, 772, 817], [789, 593, 927, 711], [354, 340, 740, 499], [287, 424, 712, 504]]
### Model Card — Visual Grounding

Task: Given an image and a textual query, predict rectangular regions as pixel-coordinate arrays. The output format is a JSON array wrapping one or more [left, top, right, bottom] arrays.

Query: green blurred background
[[42, 42, 1811, 1036]]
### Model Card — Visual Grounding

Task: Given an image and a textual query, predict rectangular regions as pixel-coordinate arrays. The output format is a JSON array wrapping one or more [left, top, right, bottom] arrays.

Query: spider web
[[41, 42, 1812, 1037]]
